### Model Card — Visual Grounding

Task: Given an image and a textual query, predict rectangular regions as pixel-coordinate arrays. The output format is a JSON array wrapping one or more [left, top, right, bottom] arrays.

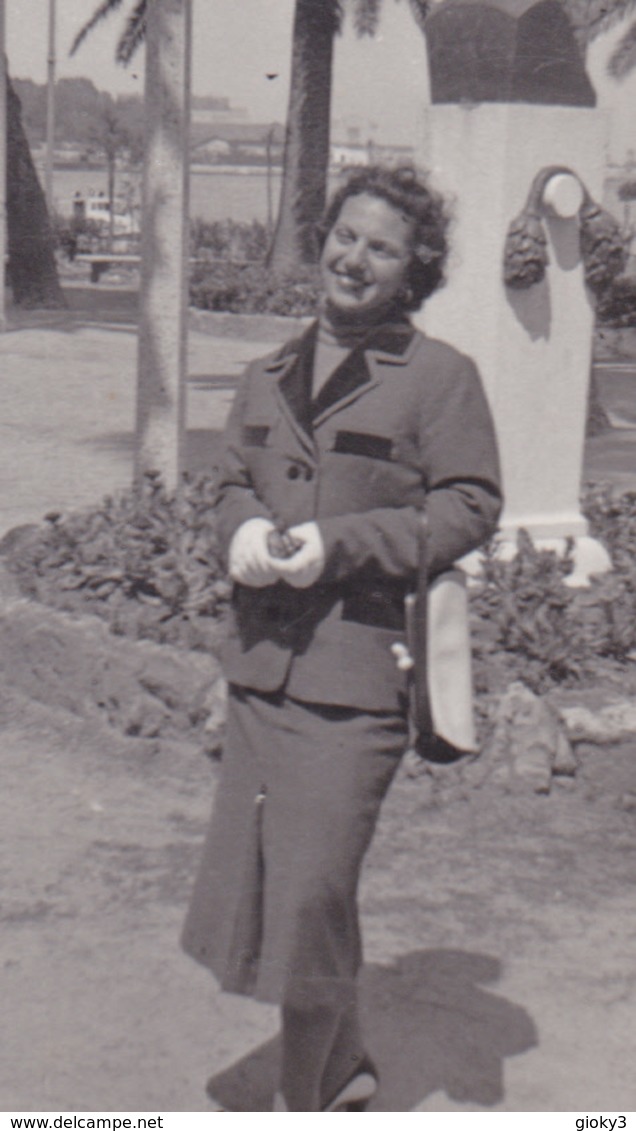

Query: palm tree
[[266, 0, 430, 271], [71, 0, 146, 64], [563, 0, 636, 78], [72, 0, 636, 274], [265, 0, 341, 271]]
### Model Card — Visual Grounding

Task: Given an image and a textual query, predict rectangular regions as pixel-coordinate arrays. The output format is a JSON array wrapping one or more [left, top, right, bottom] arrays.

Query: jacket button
[[304, 467, 314, 482], [287, 465, 300, 480]]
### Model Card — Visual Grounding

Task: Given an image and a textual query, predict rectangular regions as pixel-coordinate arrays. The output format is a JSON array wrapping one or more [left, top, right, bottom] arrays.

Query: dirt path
[[1, 688, 635, 1113]]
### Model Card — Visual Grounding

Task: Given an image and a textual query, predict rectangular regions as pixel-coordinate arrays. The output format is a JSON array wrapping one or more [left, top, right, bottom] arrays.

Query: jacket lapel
[[311, 348, 375, 424], [312, 319, 419, 427], [266, 318, 422, 437], [268, 324, 316, 456]]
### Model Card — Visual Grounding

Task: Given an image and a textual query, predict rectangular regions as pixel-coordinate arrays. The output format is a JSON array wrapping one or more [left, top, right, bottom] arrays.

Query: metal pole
[[45, 0, 56, 212], [266, 126, 274, 235], [136, 0, 192, 486], [0, 0, 6, 331]]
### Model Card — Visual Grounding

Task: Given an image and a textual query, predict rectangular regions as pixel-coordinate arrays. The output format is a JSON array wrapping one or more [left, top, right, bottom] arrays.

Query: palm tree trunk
[[6, 74, 65, 308], [267, 0, 339, 272]]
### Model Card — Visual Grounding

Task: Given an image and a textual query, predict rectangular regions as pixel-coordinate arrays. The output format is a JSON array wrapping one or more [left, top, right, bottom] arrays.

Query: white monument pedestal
[[416, 104, 612, 583]]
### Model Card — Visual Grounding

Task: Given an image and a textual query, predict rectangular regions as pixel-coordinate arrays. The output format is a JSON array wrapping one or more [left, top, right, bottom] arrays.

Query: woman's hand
[[391, 642, 414, 672], [272, 522, 325, 588], [228, 517, 280, 588]]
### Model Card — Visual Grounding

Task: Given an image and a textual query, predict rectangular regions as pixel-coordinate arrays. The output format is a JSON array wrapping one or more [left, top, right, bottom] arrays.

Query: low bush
[[189, 261, 321, 318], [471, 485, 636, 693], [470, 530, 588, 692], [5, 476, 636, 694], [0, 473, 230, 653], [596, 274, 636, 328], [51, 212, 104, 261], [190, 217, 269, 263]]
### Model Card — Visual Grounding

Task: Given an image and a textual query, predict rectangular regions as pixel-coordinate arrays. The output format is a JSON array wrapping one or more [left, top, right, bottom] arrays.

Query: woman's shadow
[[206, 948, 538, 1111]]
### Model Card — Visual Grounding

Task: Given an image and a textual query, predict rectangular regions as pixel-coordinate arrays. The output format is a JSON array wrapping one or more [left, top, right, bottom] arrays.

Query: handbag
[[406, 512, 476, 762]]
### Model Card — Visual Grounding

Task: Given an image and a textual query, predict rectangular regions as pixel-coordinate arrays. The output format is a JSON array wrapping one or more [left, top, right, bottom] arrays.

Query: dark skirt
[[181, 686, 408, 1006]]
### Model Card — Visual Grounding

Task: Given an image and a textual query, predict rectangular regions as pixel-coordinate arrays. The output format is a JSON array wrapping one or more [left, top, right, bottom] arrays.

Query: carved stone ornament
[[425, 0, 596, 106], [503, 166, 627, 293]]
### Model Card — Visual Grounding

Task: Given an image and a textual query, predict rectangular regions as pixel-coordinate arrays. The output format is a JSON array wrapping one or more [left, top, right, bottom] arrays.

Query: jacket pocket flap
[[333, 430, 394, 461]]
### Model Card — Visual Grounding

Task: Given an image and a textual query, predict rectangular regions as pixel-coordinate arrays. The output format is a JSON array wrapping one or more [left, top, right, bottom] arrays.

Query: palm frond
[[70, 0, 126, 57], [351, 0, 383, 37], [115, 0, 147, 64], [348, 0, 430, 38], [404, 0, 431, 32], [608, 16, 636, 76], [562, 0, 636, 46]]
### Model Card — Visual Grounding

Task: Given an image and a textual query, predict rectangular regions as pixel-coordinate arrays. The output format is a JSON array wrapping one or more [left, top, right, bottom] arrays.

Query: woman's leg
[[263, 699, 407, 1109], [279, 1001, 343, 1111], [278, 997, 369, 1111], [319, 1000, 367, 1107]]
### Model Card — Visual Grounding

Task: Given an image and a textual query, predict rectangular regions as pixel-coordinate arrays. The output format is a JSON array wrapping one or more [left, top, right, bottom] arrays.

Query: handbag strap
[[411, 510, 433, 742]]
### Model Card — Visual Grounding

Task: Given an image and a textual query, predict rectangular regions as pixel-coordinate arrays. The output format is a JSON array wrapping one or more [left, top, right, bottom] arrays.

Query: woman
[[182, 165, 502, 1112]]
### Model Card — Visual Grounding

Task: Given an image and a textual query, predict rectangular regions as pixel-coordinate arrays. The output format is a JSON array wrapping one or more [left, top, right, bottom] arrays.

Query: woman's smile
[[320, 192, 415, 319]]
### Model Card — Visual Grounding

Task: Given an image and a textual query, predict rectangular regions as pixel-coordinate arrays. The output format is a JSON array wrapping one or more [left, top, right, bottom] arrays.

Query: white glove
[[272, 522, 325, 589], [228, 517, 279, 588], [391, 642, 414, 672]]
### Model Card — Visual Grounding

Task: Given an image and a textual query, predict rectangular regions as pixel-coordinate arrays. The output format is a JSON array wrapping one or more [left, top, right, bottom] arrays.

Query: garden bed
[[5, 475, 636, 758]]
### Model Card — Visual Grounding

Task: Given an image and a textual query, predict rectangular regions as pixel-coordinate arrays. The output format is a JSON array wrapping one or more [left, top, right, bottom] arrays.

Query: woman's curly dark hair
[[317, 164, 451, 311]]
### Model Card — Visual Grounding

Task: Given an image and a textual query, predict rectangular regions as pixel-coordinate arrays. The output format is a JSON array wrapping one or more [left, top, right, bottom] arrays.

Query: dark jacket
[[217, 319, 502, 711]]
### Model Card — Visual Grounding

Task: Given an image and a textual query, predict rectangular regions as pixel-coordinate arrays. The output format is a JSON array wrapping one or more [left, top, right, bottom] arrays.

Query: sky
[[5, 0, 636, 161]]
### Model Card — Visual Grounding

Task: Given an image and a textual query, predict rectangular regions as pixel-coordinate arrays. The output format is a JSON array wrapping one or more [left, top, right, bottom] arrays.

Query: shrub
[[470, 530, 588, 692], [190, 217, 269, 263], [471, 487, 636, 693], [596, 275, 636, 328], [0, 473, 230, 652], [189, 261, 321, 318], [7, 474, 636, 691], [582, 481, 636, 563], [51, 211, 104, 261]]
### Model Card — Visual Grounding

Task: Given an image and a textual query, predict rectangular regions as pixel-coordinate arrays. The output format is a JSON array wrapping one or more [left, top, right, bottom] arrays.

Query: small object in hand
[[267, 528, 303, 559]]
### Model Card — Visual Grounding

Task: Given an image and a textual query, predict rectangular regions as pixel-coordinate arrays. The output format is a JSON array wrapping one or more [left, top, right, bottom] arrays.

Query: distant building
[[330, 120, 414, 169], [330, 138, 415, 169], [191, 122, 285, 165]]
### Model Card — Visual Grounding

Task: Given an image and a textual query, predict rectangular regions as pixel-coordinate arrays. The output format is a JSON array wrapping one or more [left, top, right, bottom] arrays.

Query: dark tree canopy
[[6, 76, 65, 308]]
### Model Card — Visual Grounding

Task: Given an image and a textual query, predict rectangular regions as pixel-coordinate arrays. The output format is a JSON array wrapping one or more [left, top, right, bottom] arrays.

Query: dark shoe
[[322, 1057, 378, 1112]]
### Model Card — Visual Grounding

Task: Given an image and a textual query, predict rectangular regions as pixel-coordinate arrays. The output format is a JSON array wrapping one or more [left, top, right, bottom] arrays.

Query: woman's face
[[320, 192, 415, 320]]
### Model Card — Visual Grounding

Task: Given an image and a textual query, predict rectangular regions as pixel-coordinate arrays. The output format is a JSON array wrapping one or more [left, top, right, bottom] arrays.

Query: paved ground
[[2, 286, 636, 541], [1, 687, 635, 1114], [0, 287, 276, 539], [1, 289, 636, 1113]]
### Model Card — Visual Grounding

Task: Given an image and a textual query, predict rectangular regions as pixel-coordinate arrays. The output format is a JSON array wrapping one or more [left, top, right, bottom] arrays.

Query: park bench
[[75, 253, 141, 284], [74, 252, 233, 283]]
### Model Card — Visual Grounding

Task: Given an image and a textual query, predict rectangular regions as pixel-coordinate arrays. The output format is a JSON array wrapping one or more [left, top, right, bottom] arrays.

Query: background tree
[[563, 0, 636, 77], [72, 0, 636, 274], [71, 0, 147, 65], [267, 0, 430, 271], [71, 0, 430, 272], [265, 0, 341, 271], [86, 100, 143, 248], [5, 74, 64, 308]]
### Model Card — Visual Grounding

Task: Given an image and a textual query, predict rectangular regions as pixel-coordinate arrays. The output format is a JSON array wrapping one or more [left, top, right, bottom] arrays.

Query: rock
[[479, 681, 575, 794], [201, 679, 228, 755], [0, 562, 24, 601], [512, 742, 552, 794], [0, 598, 223, 745], [615, 791, 636, 813], [553, 729, 579, 776], [120, 694, 168, 739], [556, 700, 636, 745]]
